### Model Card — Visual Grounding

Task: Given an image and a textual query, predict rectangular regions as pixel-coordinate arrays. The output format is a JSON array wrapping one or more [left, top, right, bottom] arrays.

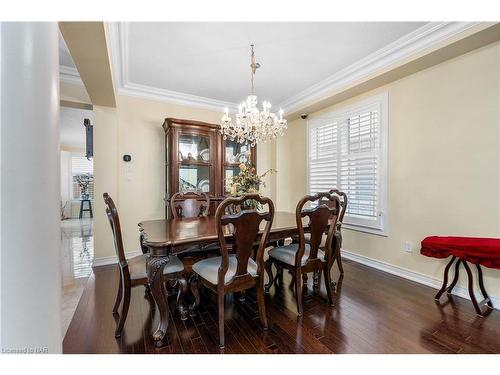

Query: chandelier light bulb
[[220, 44, 287, 147]]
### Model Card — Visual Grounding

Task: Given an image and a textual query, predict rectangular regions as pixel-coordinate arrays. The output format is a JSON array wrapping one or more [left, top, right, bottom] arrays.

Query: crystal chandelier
[[220, 44, 287, 146]]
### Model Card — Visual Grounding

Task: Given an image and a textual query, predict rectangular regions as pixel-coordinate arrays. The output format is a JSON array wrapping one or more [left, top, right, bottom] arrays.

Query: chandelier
[[220, 44, 287, 146]]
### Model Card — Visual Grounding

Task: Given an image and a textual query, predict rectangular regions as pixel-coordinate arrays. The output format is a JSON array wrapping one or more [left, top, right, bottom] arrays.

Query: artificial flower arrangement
[[75, 173, 94, 199], [229, 162, 276, 209]]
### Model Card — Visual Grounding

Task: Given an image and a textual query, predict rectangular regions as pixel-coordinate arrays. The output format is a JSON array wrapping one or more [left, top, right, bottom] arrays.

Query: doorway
[[59, 105, 94, 335]]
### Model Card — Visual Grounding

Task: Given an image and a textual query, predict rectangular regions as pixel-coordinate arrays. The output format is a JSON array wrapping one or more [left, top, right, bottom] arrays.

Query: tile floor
[[61, 218, 94, 336]]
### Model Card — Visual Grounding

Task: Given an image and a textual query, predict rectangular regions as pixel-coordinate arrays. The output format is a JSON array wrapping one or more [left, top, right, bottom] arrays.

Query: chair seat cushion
[[192, 255, 258, 285], [128, 254, 184, 280], [268, 243, 325, 266]]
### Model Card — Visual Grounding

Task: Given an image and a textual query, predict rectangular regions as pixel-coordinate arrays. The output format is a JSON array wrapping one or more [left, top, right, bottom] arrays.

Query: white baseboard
[[341, 248, 500, 310], [92, 250, 143, 268]]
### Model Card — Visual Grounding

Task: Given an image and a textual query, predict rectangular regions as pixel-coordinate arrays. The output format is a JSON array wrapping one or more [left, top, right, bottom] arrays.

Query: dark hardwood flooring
[[63, 259, 500, 354]]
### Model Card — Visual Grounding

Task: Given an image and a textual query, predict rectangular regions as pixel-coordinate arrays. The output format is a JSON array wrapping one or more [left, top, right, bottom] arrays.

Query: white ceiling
[[123, 22, 426, 106], [60, 107, 93, 149], [60, 22, 435, 108]]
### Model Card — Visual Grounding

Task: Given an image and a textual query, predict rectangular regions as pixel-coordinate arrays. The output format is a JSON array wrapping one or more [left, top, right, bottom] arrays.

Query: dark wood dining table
[[138, 211, 302, 347]]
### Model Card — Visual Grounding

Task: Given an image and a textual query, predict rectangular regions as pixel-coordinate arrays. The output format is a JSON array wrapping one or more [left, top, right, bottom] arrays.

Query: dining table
[[138, 211, 306, 347]]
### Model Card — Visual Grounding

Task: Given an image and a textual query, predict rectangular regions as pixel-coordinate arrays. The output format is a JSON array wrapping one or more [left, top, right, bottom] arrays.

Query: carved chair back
[[326, 189, 347, 224], [215, 194, 275, 286], [103, 193, 128, 269], [171, 191, 210, 218], [295, 192, 341, 266]]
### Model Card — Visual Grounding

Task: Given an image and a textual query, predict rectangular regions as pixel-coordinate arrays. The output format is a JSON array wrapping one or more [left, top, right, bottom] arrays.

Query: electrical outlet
[[404, 241, 413, 253]]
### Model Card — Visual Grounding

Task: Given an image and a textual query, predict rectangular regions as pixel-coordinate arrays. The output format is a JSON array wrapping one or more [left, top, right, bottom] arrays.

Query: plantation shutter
[[307, 92, 387, 233], [339, 110, 380, 228], [308, 122, 338, 194], [71, 156, 93, 174]]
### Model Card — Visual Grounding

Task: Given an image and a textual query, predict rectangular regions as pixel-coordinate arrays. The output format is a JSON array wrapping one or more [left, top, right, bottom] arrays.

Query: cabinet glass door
[[178, 133, 211, 193], [179, 134, 210, 162], [224, 166, 241, 193], [179, 165, 210, 193], [224, 140, 250, 164]]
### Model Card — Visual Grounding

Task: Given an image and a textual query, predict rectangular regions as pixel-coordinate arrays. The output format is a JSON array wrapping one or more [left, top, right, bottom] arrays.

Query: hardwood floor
[[63, 259, 500, 354]]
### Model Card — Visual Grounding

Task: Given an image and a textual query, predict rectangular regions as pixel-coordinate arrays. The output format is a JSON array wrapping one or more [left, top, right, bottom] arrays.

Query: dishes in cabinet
[[197, 179, 210, 192], [199, 148, 210, 162], [237, 152, 249, 163]]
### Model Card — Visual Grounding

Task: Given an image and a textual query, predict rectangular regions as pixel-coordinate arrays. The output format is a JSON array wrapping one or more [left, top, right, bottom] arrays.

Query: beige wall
[[92, 40, 500, 300], [276, 42, 500, 298], [60, 81, 91, 104], [93, 95, 275, 260]]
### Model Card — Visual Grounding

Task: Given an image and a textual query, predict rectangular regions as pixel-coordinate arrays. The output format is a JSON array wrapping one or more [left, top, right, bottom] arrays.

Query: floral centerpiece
[[229, 162, 275, 208]]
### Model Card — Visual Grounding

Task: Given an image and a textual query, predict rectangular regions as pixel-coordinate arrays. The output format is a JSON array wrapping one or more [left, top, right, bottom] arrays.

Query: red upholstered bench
[[421, 236, 499, 316]]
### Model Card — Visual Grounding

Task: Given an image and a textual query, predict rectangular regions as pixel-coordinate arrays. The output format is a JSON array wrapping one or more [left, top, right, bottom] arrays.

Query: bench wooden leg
[[446, 259, 462, 294], [435, 256, 456, 301], [475, 263, 494, 312], [462, 260, 484, 316]]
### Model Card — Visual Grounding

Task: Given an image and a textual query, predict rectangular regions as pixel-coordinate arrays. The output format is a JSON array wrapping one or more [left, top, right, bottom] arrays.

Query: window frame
[[306, 91, 388, 236]]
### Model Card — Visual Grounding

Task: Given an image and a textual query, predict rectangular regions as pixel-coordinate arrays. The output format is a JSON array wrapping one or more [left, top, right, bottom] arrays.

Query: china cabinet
[[163, 118, 256, 217]]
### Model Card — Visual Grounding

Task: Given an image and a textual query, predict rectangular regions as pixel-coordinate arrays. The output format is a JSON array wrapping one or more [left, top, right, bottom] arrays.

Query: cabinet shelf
[[179, 160, 211, 166]]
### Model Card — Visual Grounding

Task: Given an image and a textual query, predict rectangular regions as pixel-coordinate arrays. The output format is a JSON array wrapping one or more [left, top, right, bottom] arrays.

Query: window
[[71, 155, 94, 200], [307, 92, 388, 235]]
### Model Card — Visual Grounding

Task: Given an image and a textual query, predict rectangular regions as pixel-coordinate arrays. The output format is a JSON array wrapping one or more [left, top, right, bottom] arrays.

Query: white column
[[0, 22, 61, 353]]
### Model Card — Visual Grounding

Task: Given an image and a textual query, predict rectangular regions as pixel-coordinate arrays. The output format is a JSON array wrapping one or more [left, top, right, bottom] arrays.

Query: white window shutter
[[71, 156, 93, 174], [307, 92, 388, 234], [339, 111, 381, 228], [308, 122, 338, 194]]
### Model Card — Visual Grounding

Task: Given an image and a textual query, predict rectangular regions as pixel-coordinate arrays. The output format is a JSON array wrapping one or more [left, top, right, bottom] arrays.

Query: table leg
[[147, 255, 171, 347], [79, 200, 83, 219]]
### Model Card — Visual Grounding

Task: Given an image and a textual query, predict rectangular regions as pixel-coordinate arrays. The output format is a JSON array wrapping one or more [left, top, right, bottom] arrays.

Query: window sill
[[342, 223, 388, 237]]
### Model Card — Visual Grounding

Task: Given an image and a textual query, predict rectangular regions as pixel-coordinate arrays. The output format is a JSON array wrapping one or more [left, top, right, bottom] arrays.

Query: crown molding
[[278, 22, 482, 114], [59, 65, 84, 86], [106, 22, 485, 115], [120, 81, 239, 111], [106, 22, 238, 112]]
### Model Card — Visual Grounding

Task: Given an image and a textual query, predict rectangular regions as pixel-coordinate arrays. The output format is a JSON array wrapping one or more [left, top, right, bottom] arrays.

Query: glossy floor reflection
[[64, 257, 500, 353], [61, 218, 94, 336]]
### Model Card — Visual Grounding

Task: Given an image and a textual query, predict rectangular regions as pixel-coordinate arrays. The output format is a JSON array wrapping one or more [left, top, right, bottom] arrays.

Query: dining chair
[[190, 193, 275, 349], [170, 191, 210, 218], [170, 190, 220, 264], [291, 188, 347, 279], [103, 193, 188, 338], [328, 189, 348, 274], [265, 192, 341, 316]]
